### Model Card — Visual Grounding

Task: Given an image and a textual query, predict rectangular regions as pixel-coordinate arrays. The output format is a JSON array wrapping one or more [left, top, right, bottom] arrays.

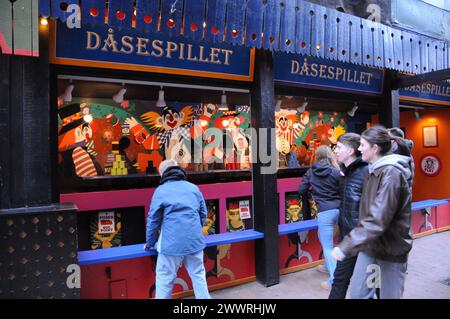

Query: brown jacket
[[338, 155, 413, 263]]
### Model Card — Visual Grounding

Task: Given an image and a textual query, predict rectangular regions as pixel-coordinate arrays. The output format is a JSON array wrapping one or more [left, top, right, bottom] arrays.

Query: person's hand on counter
[[143, 244, 155, 252]]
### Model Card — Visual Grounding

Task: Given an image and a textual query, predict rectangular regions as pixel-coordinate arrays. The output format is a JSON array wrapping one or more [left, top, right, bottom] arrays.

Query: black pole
[[251, 49, 279, 287], [380, 70, 400, 128], [0, 23, 79, 298]]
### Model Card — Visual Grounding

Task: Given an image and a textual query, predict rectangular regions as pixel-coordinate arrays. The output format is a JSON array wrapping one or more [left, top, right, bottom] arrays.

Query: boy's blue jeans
[[155, 250, 211, 299], [317, 209, 339, 286]]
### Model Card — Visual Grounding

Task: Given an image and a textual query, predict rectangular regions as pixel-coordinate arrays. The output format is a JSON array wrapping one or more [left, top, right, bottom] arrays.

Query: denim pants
[[349, 252, 407, 299], [155, 250, 211, 299], [317, 209, 339, 285]]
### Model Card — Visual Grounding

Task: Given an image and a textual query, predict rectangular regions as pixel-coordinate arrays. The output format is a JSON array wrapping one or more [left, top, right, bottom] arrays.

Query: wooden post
[[380, 70, 400, 128], [251, 49, 279, 287], [0, 20, 79, 299]]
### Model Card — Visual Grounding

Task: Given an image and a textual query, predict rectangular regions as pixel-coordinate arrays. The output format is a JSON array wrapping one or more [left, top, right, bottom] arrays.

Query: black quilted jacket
[[338, 158, 369, 241]]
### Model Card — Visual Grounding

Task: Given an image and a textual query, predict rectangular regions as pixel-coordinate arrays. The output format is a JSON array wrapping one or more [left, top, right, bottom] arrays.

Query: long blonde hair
[[313, 145, 339, 169]]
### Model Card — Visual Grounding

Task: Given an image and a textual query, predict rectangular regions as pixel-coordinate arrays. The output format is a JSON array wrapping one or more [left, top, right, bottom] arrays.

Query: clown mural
[[58, 103, 104, 178], [275, 108, 348, 167], [58, 97, 253, 179]]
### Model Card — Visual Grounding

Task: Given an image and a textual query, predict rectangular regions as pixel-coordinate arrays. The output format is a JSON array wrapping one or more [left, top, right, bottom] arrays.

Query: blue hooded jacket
[[146, 166, 207, 256]]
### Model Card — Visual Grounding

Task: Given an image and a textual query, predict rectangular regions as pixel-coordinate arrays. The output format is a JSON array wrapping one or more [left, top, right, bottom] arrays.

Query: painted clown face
[[277, 116, 292, 132], [227, 207, 244, 230], [75, 124, 93, 143], [287, 204, 302, 222], [157, 108, 185, 131]]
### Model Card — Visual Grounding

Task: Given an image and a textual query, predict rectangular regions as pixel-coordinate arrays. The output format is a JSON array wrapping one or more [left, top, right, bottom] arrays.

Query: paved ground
[[209, 231, 450, 299]]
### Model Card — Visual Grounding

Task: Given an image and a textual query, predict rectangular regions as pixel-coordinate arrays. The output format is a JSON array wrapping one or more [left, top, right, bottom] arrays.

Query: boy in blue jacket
[[145, 159, 211, 299]]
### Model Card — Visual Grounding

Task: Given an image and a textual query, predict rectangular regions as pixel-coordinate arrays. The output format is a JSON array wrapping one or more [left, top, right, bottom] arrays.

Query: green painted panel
[[0, 1, 13, 54], [13, 0, 33, 56]]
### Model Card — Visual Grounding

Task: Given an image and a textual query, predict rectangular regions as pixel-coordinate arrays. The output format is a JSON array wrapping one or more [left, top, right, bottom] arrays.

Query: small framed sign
[[420, 154, 442, 177], [423, 126, 438, 148]]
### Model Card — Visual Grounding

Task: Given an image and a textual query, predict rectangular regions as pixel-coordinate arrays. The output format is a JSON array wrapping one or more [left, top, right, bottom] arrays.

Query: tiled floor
[[208, 231, 450, 299]]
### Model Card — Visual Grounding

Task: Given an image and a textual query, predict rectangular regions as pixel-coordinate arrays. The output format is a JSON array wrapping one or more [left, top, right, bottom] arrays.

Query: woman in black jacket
[[299, 145, 341, 290], [329, 133, 368, 299]]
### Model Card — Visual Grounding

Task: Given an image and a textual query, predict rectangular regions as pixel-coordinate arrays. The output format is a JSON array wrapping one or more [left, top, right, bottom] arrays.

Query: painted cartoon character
[[202, 202, 217, 236], [285, 231, 313, 268], [275, 110, 300, 152], [58, 103, 103, 178], [227, 202, 245, 232], [223, 114, 251, 168], [286, 198, 303, 223]]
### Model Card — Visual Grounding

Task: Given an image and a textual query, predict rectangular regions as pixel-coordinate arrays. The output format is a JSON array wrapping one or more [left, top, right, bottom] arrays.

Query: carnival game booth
[[52, 17, 264, 297], [397, 82, 450, 238], [52, 16, 388, 296], [272, 52, 383, 275], [52, 14, 380, 297], [3, 0, 450, 299]]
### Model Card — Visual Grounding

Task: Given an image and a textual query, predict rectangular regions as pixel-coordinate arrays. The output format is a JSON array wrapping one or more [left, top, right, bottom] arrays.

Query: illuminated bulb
[[200, 120, 208, 127], [83, 114, 93, 123], [222, 119, 229, 127], [40, 17, 48, 26]]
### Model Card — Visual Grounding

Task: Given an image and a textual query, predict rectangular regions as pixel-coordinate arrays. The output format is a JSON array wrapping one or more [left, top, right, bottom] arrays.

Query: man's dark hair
[[338, 133, 361, 157], [388, 127, 405, 139]]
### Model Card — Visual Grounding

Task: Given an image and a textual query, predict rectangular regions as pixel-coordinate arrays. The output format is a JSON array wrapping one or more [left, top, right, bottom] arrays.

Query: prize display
[[226, 197, 253, 232], [90, 211, 122, 249]]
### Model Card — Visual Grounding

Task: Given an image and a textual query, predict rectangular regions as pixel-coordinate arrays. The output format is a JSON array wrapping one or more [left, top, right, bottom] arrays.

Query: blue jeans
[[349, 252, 407, 299], [317, 209, 339, 285], [155, 250, 211, 299]]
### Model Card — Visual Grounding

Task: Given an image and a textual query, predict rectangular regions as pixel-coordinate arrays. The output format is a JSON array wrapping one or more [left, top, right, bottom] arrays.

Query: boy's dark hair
[[388, 127, 405, 139], [338, 133, 362, 157], [361, 125, 392, 156]]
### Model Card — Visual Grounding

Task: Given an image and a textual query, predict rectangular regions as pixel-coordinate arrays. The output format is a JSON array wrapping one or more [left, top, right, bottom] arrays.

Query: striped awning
[[4, 0, 450, 75]]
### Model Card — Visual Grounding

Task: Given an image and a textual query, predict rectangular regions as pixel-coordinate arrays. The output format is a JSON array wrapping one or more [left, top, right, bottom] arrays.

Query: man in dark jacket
[[332, 126, 412, 299], [329, 133, 368, 299]]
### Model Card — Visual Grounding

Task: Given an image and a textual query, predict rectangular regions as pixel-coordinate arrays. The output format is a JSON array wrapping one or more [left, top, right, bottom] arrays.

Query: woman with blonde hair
[[299, 145, 342, 290]]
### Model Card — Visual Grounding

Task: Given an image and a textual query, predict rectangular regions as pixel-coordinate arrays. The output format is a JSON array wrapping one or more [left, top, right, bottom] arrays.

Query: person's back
[[152, 178, 206, 255], [145, 160, 210, 299], [298, 145, 342, 290], [299, 162, 341, 213]]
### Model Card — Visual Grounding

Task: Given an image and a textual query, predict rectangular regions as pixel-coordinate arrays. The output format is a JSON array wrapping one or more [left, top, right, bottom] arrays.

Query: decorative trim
[[280, 260, 323, 275], [171, 276, 256, 299], [413, 229, 438, 239]]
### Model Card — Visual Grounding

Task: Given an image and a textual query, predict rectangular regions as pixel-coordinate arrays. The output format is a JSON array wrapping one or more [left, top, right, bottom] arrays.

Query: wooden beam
[[251, 49, 280, 287], [380, 70, 400, 128], [393, 68, 450, 89]]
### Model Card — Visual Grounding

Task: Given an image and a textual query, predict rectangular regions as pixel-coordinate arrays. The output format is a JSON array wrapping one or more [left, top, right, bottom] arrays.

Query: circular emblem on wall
[[420, 154, 442, 177]]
